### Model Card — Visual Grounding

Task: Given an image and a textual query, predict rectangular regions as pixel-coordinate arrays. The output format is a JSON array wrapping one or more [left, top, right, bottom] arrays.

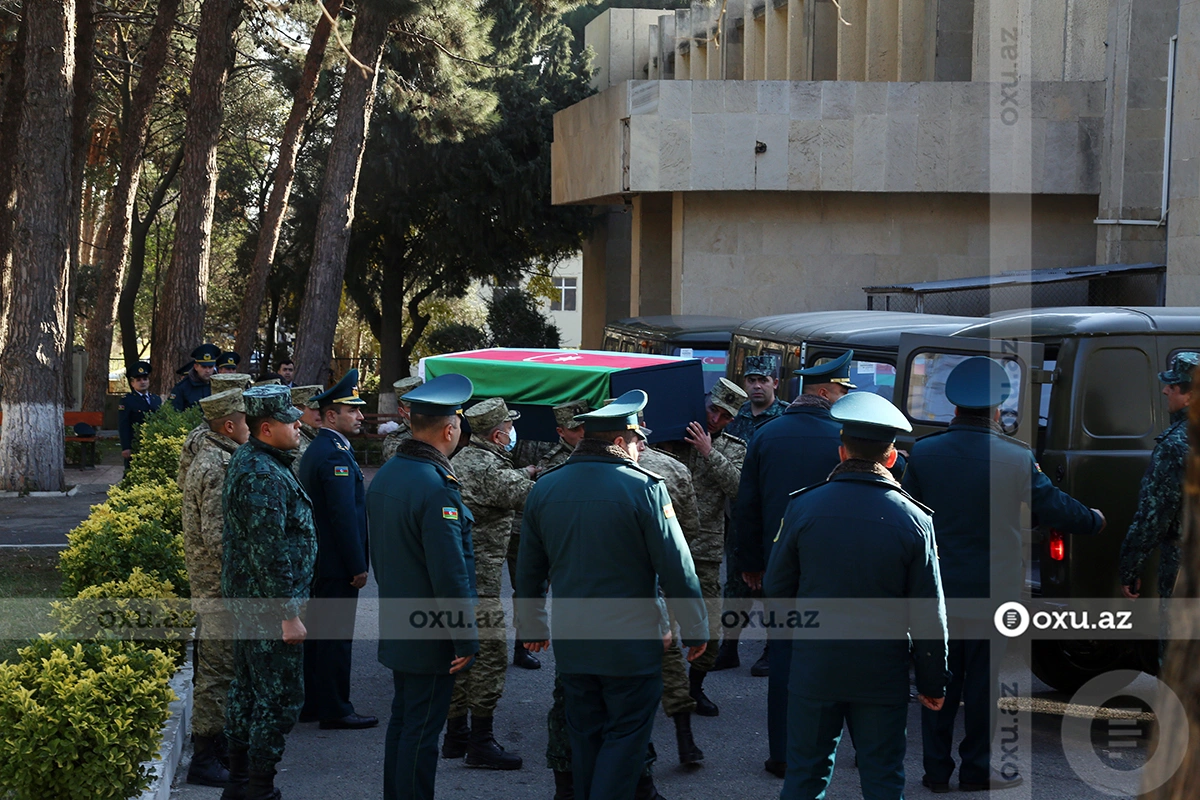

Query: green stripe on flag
[[424, 357, 617, 408]]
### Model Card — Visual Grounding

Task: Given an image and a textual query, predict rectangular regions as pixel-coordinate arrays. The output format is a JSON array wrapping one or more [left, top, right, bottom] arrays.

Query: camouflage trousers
[[546, 673, 656, 777], [662, 612, 697, 716], [226, 636, 304, 772], [193, 610, 235, 738], [449, 522, 514, 718], [690, 560, 722, 674]]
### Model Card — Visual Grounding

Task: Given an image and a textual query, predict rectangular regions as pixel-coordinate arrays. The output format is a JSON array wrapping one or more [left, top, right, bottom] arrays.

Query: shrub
[[0, 637, 175, 800], [58, 489, 189, 598], [51, 569, 194, 665], [106, 481, 183, 538], [119, 403, 202, 489]]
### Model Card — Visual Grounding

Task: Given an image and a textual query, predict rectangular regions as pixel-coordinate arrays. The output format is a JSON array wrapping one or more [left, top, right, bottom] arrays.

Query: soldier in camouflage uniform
[[222, 385, 316, 800], [443, 398, 535, 770], [1120, 352, 1198, 628], [290, 384, 324, 477], [180, 389, 249, 787], [380, 376, 422, 461], [179, 373, 252, 487], [674, 378, 747, 716], [636, 430, 706, 767]]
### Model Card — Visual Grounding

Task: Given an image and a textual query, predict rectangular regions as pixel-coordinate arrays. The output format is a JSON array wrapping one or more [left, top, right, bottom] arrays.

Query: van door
[[896, 334, 1046, 448]]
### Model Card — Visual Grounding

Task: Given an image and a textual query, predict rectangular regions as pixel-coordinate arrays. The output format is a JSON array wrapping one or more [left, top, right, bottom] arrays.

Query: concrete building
[[552, 0, 1195, 347]]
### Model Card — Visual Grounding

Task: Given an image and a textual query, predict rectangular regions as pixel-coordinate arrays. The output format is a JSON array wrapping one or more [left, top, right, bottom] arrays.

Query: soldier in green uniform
[[441, 397, 534, 769], [290, 384, 324, 476], [221, 385, 316, 800], [179, 373, 252, 487], [517, 390, 708, 800], [675, 377, 747, 715], [765, 391, 949, 800], [181, 388, 249, 787], [536, 400, 590, 471], [381, 376, 422, 461], [368, 374, 479, 800]]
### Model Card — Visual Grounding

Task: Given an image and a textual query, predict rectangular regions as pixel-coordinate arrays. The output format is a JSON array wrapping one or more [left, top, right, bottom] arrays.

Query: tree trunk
[[0, 21, 25, 356], [149, 0, 244, 395], [290, 1, 391, 386], [260, 287, 280, 377], [81, 0, 180, 411], [118, 146, 184, 369], [63, 0, 95, 412], [233, 0, 344, 359], [0, 1, 76, 492]]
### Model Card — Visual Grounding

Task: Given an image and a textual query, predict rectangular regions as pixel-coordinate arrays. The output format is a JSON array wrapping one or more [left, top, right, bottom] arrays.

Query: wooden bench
[[64, 411, 104, 469]]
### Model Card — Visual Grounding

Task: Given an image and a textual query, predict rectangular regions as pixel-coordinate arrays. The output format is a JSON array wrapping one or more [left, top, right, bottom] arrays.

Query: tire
[[1029, 640, 1136, 694]]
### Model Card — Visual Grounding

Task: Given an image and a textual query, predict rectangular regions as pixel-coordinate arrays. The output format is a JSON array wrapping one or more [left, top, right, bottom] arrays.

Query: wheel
[[1029, 640, 1136, 694]]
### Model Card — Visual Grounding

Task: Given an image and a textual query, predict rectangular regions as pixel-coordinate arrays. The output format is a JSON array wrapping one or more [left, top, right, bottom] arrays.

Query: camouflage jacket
[[536, 441, 575, 473], [380, 422, 413, 462], [222, 437, 317, 629], [512, 439, 555, 469], [177, 422, 210, 490], [181, 432, 241, 601], [451, 437, 535, 544], [725, 398, 785, 445], [637, 446, 702, 549], [675, 432, 745, 562], [1119, 409, 1188, 598], [292, 423, 319, 478]]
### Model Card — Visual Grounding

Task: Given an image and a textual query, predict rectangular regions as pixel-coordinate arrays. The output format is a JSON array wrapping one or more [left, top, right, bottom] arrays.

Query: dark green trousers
[[226, 637, 304, 772], [560, 673, 661, 800]]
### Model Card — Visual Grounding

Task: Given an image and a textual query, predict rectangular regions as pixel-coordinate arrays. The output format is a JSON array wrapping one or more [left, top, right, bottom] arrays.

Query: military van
[[729, 307, 1200, 692], [602, 315, 743, 393]]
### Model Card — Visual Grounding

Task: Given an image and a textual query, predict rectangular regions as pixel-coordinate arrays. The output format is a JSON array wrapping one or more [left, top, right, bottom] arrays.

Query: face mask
[[504, 426, 518, 452]]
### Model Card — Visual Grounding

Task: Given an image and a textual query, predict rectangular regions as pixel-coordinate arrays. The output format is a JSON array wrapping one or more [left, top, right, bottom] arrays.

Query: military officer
[[536, 400, 590, 471], [118, 360, 161, 468], [181, 388, 249, 787], [297, 370, 376, 730], [764, 391, 949, 800], [277, 358, 296, 387], [733, 350, 852, 777], [381, 376, 422, 461], [676, 377, 747, 715], [517, 390, 708, 800], [1119, 351, 1198, 605], [904, 356, 1105, 792], [170, 343, 221, 411], [291, 384, 324, 474], [217, 351, 242, 373], [178, 373, 252, 488], [441, 397, 534, 770], [368, 375, 479, 800], [716, 354, 786, 674], [222, 385, 316, 800]]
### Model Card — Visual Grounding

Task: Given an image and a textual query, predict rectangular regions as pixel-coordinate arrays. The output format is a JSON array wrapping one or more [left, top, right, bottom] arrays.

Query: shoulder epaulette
[[719, 431, 746, 446], [788, 480, 830, 499], [626, 461, 664, 482], [914, 429, 951, 442]]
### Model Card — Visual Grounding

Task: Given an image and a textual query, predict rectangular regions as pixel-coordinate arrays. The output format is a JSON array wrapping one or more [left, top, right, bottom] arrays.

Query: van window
[[811, 356, 897, 401], [1082, 348, 1153, 438], [906, 352, 1023, 433]]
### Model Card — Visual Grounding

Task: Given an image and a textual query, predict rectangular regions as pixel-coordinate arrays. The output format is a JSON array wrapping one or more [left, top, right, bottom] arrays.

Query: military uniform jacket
[[516, 440, 708, 677], [637, 447, 702, 551], [368, 440, 479, 673], [733, 397, 843, 574], [177, 423, 210, 490], [181, 431, 240, 601], [764, 462, 949, 704], [299, 428, 369, 581], [380, 422, 412, 462], [1119, 409, 1189, 598], [536, 441, 574, 472], [169, 372, 211, 411], [221, 437, 317, 632], [292, 424, 318, 477], [118, 391, 162, 451], [678, 432, 745, 563], [903, 417, 1103, 617], [451, 438, 535, 547], [726, 398, 785, 445]]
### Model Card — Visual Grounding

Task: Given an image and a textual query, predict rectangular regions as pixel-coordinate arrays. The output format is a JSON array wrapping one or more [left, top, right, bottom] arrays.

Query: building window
[[551, 277, 577, 311]]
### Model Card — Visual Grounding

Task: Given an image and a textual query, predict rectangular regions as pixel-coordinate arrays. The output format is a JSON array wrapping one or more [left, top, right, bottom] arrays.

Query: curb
[[0, 486, 80, 499], [139, 655, 193, 800]]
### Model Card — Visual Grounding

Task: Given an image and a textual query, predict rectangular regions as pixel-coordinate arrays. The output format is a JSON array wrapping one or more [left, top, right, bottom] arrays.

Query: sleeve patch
[[442, 507, 460, 520], [663, 503, 676, 519], [333, 465, 350, 477]]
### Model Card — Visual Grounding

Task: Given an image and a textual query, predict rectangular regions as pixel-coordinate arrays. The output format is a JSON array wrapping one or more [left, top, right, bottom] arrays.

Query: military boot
[[513, 640, 541, 670], [245, 767, 281, 800], [441, 714, 469, 759], [711, 639, 739, 671], [465, 714, 523, 770], [750, 643, 770, 677], [672, 713, 704, 765], [688, 667, 718, 716], [635, 774, 665, 800], [552, 769, 575, 800], [187, 734, 232, 787], [219, 744, 250, 800]]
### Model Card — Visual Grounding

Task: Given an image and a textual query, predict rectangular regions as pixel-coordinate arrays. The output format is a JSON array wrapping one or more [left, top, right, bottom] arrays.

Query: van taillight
[[1049, 530, 1065, 562]]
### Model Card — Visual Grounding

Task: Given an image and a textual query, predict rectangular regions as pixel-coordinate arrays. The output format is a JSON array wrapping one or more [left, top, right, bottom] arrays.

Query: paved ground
[[0, 462, 120, 546]]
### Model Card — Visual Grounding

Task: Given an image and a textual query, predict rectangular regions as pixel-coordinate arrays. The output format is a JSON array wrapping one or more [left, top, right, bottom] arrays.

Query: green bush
[[58, 483, 189, 598], [51, 569, 194, 665], [0, 637, 175, 800], [119, 403, 202, 489]]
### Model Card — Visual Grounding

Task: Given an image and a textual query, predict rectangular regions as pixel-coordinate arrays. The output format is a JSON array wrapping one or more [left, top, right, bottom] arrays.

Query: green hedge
[[118, 403, 202, 489]]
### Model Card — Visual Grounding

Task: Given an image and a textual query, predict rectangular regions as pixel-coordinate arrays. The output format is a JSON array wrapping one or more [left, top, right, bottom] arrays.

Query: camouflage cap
[[199, 388, 245, 422], [743, 354, 779, 379], [291, 385, 324, 408], [393, 376, 424, 396], [244, 385, 303, 423], [211, 373, 253, 393], [465, 397, 520, 432], [252, 378, 282, 387], [709, 377, 748, 417], [1159, 351, 1200, 386], [553, 399, 591, 430]]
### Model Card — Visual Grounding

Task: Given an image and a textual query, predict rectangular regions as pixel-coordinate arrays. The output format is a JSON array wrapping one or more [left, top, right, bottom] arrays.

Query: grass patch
[[0, 547, 63, 664]]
